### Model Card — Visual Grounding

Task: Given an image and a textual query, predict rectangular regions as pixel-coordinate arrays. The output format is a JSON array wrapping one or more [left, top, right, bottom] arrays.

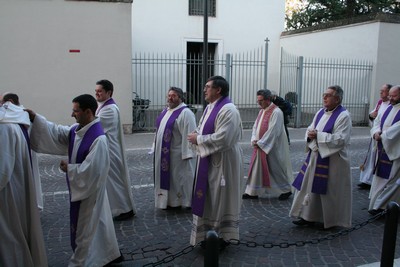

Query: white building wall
[[280, 21, 400, 109], [0, 0, 133, 131], [132, 0, 285, 91], [374, 22, 400, 103]]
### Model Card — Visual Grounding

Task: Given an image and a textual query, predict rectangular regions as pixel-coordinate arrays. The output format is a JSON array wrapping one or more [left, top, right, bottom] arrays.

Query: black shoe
[[104, 253, 124, 266], [292, 218, 315, 226], [357, 183, 371, 190], [113, 210, 135, 221], [242, 193, 258, 199], [278, 192, 292, 200], [368, 209, 384, 216], [164, 205, 182, 210]]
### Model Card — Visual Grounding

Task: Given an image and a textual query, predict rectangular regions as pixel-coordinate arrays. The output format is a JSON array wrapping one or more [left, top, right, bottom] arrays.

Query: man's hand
[[373, 132, 382, 141], [24, 108, 36, 122], [307, 129, 318, 140], [187, 132, 198, 145], [370, 111, 378, 120], [252, 140, 259, 148], [60, 160, 68, 173]]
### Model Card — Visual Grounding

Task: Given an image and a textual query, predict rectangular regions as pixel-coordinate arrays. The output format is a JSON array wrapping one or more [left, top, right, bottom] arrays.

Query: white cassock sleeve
[[251, 110, 263, 144], [178, 109, 197, 160], [67, 136, 110, 202], [370, 110, 384, 137], [30, 114, 70, 155], [381, 120, 400, 161], [316, 112, 352, 159]]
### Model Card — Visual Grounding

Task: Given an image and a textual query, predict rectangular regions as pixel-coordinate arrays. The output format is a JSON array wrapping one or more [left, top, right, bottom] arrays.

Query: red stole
[[374, 99, 383, 113], [248, 104, 277, 187]]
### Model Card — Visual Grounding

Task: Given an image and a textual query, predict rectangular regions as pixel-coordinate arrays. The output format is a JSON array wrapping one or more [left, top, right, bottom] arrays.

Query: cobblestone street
[[37, 128, 400, 267]]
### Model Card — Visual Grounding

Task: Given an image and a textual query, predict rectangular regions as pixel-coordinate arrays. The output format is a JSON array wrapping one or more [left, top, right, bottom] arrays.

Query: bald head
[[389, 85, 400, 106]]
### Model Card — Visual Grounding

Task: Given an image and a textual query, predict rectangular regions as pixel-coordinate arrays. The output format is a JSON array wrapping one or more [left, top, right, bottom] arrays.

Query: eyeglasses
[[322, 93, 336, 98]]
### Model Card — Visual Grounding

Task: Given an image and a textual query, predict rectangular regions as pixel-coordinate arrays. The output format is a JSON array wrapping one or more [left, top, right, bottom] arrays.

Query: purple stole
[[67, 121, 105, 251], [375, 105, 400, 179], [155, 106, 187, 190], [292, 105, 346, 194], [96, 98, 116, 115], [248, 105, 277, 187], [192, 97, 232, 217], [18, 124, 33, 168]]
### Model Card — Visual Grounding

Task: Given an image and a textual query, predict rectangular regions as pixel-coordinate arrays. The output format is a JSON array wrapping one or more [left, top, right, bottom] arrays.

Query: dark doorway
[[186, 42, 217, 105]]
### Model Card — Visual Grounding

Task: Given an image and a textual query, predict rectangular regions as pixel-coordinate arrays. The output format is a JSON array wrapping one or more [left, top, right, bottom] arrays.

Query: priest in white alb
[[95, 79, 136, 221], [187, 76, 244, 248], [28, 94, 123, 267], [290, 85, 352, 229], [358, 83, 391, 190], [1, 92, 44, 209], [243, 89, 293, 201], [0, 99, 48, 267], [153, 87, 196, 209], [368, 85, 400, 215]]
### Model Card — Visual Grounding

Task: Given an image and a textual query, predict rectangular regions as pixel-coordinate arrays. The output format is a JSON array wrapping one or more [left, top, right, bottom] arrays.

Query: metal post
[[202, 0, 208, 109], [295, 56, 303, 128], [225, 53, 231, 94], [264, 37, 269, 89], [204, 230, 219, 267], [381, 201, 399, 267]]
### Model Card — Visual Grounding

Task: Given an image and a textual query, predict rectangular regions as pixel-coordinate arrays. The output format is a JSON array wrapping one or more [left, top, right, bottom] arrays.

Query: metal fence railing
[[280, 49, 373, 127], [132, 45, 267, 131], [131, 46, 373, 132]]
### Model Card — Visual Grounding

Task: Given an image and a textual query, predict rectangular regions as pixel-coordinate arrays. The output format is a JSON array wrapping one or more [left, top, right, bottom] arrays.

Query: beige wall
[[280, 20, 400, 110], [0, 0, 133, 132]]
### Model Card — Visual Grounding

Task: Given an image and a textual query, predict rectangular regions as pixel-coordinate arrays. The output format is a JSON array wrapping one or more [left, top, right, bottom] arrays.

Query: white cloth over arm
[[30, 114, 70, 154]]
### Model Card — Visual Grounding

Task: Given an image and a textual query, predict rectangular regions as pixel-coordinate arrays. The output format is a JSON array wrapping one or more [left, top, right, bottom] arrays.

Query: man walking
[[95, 79, 136, 220], [153, 87, 196, 210], [0, 97, 47, 267], [28, 94, 123, 266], [368, 85, 400, 215], [243, 89, 293, 200], [358, 83, 391, 190], [187, 76, 243, 248], [290, 85, 352, 229], [1, 93, 44, 209]]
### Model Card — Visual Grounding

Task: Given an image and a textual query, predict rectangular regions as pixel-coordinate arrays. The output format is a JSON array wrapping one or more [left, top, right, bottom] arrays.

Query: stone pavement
[[37, 127, 400, 267]]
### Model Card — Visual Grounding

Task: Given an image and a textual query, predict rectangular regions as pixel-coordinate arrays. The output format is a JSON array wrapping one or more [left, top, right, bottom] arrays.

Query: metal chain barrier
[[128, 211, 386, 267], [229, 211, 385, 248], [140, 243, 199, 267]]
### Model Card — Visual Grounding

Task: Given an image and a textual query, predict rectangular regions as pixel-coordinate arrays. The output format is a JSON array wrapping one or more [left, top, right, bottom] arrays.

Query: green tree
[[285, 0, 400, 30]]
